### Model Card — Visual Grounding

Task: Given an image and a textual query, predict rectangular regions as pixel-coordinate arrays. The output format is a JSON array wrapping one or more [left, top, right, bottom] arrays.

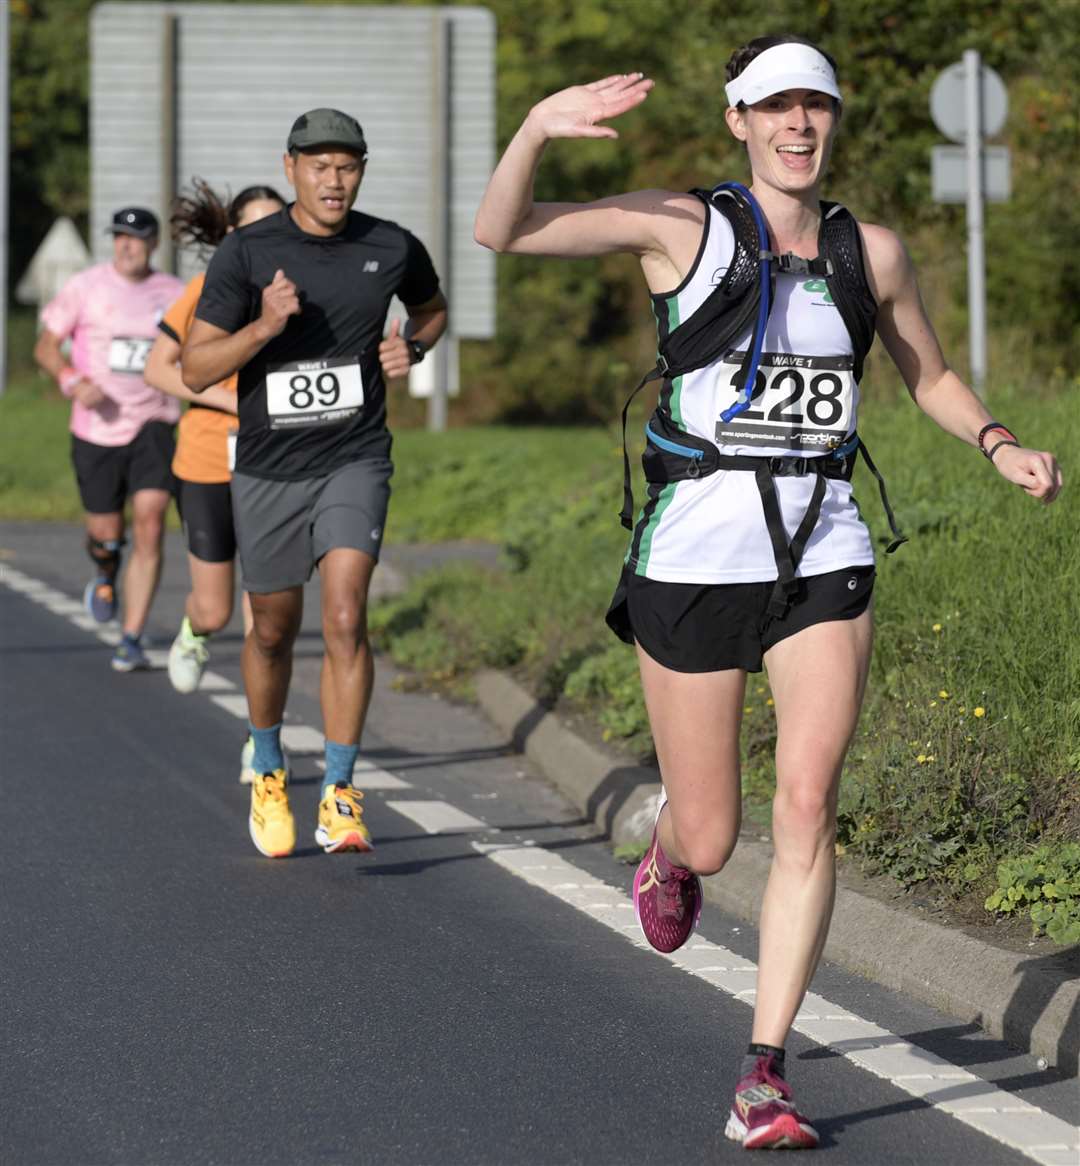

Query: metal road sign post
[[930, 50, 1011, 399], [0, 0, 10, 397]]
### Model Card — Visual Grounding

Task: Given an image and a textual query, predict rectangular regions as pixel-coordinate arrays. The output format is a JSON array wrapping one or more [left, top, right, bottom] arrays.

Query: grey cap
[[286, 108, 368, 156]]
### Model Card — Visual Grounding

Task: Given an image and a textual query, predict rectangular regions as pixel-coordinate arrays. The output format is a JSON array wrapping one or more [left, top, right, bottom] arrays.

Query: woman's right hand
[[525, 74, 654, 142]]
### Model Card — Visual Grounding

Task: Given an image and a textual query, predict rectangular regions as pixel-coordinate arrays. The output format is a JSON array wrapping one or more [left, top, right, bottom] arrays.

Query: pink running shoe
[[724, 1054, 820, 1150], [632, 792, 703, 954]]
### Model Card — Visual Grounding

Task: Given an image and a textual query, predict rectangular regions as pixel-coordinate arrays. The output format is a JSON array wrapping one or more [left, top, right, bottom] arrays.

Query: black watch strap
[[407, 339, 427, 365]]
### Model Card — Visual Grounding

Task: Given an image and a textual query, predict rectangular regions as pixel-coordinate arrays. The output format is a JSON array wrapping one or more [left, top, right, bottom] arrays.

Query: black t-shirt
[[195, 206, 440, 480]]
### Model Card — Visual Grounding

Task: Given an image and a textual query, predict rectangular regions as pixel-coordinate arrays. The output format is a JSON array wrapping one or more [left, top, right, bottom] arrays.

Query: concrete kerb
[[473, 668, 1080, 1076]]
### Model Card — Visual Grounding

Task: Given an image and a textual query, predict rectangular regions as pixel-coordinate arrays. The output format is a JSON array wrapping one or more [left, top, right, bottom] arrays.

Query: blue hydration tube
[[717, 182, 772, 424]]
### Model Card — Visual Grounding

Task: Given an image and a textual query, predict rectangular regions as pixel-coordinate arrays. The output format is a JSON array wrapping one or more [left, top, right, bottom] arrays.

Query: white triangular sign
[[15, 217, 92, 305]]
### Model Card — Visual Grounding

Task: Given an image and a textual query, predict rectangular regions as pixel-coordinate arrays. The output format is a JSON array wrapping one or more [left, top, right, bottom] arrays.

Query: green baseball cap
[[286, 108, 368, 156]]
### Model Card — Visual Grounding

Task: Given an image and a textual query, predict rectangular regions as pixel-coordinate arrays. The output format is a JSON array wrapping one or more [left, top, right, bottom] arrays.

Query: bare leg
[[635, 644, 746, 874], [185, 554, 237, 636], [318, 548, 377, 744], [751, 609, 873, 1046], [243, 587, 303, 728], [121, 488, 171, 637]]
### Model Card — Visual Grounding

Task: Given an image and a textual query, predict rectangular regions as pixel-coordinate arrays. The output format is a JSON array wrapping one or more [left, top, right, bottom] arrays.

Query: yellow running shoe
[[249, 770, 296, 858], [315, 783, 373, 854]]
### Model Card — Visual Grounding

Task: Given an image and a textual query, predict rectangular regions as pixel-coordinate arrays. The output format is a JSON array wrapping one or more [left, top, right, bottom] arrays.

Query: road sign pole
[[0, 0, 10, 397], [964, 49, 987, 398]]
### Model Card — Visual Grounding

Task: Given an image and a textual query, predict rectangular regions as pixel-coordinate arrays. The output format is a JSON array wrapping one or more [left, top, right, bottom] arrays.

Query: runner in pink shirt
[[34, 207, 185, 671]]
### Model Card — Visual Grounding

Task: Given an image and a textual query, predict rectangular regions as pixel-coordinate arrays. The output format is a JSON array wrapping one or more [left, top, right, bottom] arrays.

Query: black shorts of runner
[[70, 421, 177, 514], [175, 480, 237, 563], [231, 457, 392, 593], [606, 564, 875, 674]]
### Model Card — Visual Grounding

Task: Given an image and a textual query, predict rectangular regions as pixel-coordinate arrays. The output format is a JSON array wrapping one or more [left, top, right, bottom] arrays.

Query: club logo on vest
[[363, 260, 380, 273], [802, 278, 835, 306]]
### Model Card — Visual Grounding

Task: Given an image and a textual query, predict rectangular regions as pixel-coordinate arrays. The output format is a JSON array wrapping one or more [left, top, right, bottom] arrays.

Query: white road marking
[[316, 758, 411, 790], [198, 671, 234, 691], [210, 694, 250, 719], [475, 840, 1079, 1166], [41, 598, 85, 616], [4, 565, 1076, 1161], [387, 800, 489, 834], [280, 724, 325, 754]]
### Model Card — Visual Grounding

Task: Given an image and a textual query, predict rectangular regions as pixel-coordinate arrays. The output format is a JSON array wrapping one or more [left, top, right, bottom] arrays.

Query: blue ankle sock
[[323, 739, 358, 795], [249, 723, 284, 775], [121, 631, 141, 647]]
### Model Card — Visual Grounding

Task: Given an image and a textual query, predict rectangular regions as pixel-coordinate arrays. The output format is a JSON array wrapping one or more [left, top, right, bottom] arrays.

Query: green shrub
[[985, 844, 1080, 945]]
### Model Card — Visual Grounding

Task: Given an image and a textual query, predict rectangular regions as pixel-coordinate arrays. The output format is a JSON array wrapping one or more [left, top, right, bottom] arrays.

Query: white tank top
[[627, 201, 875, 584]]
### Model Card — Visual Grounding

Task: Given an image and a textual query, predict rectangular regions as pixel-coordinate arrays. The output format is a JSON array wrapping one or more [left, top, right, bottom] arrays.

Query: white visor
[[724, 43, 841, 108]]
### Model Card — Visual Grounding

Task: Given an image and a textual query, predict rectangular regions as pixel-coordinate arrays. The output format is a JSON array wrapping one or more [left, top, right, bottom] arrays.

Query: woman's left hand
[[993, 444, 1063, 503]]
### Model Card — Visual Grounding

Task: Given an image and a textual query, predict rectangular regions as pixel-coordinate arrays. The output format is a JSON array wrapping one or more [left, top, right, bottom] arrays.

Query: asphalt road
[[1, 523, 1075, 1165]]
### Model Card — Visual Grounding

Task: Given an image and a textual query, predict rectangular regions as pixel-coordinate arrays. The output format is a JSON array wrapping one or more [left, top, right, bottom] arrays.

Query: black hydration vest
[[620, 184, 906, 617]]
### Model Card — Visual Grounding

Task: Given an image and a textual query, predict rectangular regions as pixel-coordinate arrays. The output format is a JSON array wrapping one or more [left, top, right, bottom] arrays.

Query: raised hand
[[526, 73, 654, 142], [258, 269, 301, 340]]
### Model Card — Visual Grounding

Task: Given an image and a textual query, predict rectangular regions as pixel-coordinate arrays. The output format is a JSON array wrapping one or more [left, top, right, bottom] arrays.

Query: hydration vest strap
[[620, 364, 665, 530], [767, 252, 833, 277], [857, 441, 908, 554], [755, 462, 829, 619]]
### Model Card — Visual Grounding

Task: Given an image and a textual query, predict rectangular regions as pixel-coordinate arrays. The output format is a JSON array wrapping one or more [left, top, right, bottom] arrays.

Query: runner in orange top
[[144, 182, 284, 718]]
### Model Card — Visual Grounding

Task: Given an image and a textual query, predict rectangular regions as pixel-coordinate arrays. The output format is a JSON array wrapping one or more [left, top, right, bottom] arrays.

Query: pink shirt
[[41, 262, 185, 446]]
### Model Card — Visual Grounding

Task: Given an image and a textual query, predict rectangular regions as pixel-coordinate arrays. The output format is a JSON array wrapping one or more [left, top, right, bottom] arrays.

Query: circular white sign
[[930, 61, 1008, 142]]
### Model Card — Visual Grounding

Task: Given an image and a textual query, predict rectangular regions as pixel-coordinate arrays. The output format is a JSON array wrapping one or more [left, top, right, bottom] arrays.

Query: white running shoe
[[240, 736, 290, 785], [167, 617, 210, 694]]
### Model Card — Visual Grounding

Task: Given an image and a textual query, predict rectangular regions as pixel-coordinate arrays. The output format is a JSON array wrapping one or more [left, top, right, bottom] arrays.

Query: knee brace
[[86, 535, 126, 579]]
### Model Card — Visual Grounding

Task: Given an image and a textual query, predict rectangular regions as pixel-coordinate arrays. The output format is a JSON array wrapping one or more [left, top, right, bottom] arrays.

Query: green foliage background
[[10, 0, 1080, 420]]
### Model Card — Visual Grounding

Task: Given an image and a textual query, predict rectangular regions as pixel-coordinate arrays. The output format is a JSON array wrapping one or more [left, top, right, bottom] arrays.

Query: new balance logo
[[362, 260, 380, 273]]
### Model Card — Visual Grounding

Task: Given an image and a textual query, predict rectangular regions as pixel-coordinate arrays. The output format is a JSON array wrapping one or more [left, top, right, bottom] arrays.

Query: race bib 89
[[713, 349, 856, 453], [108, 337, 153, 374], [265, 355, 364, 430]]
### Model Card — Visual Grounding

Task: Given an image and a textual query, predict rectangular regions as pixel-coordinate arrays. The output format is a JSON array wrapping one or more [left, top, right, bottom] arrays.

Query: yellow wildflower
[[974, 707, 986, 718], [932, 623, 943, 633]]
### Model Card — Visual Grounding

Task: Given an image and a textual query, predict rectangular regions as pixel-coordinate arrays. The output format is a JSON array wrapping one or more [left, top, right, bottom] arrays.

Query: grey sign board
[[930, 60, 1008, 143], [90, 2, 496, 340], [931, 144, 1011, 203]]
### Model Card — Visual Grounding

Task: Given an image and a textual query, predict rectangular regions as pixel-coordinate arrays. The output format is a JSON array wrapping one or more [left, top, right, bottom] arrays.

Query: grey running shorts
[[231, 457, 392, 593]]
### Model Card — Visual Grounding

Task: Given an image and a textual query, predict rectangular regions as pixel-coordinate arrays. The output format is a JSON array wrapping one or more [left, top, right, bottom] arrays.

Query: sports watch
[[407, 339, 427, 365]]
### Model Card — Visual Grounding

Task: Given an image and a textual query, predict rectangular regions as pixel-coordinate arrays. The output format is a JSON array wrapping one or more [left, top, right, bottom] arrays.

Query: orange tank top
[[160, 273, 236, 484]]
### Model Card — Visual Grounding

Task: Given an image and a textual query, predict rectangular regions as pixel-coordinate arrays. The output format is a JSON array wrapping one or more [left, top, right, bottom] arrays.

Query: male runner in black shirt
[[183, 108, 448, 857]]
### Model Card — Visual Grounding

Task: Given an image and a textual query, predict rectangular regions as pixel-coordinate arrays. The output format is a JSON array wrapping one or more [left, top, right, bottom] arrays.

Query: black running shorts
[[70, 421, 177, 514], [176, 479, 237, 563], [607, 564, 875, 673]]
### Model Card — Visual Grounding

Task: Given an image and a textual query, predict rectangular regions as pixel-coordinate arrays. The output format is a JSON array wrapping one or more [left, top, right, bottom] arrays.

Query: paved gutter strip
[[473, 668, 1080, 1076]]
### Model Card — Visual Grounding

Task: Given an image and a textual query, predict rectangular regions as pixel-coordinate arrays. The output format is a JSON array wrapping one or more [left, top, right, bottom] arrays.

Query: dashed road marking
[[387, 800, 489, 834], [4, 564, 1076, 1162], [317, 758, 411, 790]]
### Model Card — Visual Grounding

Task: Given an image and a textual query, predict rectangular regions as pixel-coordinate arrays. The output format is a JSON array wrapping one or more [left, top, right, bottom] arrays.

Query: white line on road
[[474, 840, 1079, 1166], [388, 800, 489, 834], [4, 565, 1075, 1162], [210, 694, 250, 719], [316, 758, 411, 790], [281, 724, 325, 754]]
